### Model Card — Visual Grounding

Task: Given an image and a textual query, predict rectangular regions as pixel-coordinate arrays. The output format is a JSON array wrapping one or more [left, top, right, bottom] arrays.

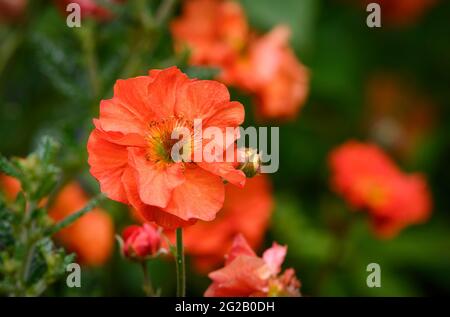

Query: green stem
[[141, 262, 155, 297], [47, 194, 104, 236], [175, 227, 185, 297]]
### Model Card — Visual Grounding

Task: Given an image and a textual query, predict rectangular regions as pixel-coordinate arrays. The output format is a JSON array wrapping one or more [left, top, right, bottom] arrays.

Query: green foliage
[[0, 136, 101, 296]]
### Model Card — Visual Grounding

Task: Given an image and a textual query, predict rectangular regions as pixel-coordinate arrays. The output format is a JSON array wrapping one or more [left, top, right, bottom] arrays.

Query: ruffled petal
[[163, 165, 225, 222], [262, 243, 287, 275], [198, 161, 246, 187], [93, 119, 146, 147], [122, 167, 195, 229], [128, 148, 185, 208], [205, 255, 268, 297], [87, 129, 129, 203], [146, 66, 190, 119], [225, 234, 256, 265], [175, 80, 231, 121]]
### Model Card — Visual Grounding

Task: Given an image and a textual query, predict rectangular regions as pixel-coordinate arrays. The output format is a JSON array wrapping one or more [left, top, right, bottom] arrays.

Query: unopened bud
[[237, 148, 261, 178]]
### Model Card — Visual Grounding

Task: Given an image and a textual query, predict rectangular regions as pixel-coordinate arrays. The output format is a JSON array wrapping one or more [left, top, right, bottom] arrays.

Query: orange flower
[[204, 234, 301, 297], [87, 66, 246, 229], [167, 175, 273, 272], [171, 1, 309, 120], [224, 26, 309, 120], [0, 176, 114, 266], [362, 0, 438, 26], [49, 183, 114, 266], [328, 141, 432, 238], [0, 174, 21, 200], [171, 0, 248, 66]]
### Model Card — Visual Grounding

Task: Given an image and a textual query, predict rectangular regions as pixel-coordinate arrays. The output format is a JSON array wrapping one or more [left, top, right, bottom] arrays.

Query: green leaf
[[0, 155, 22, 180], [36, 136, 60, 166]]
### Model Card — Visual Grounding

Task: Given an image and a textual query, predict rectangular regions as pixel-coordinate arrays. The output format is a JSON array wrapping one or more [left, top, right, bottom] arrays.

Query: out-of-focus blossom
[[171, 0, 309, 121], [122, 223, 164, 260], [0, 174, 21, 200], [0, 0, 26, 23], [224, 26, 309, 120], [168, 175, 273, 273], [87, 67, 246, 229], [328, 141, 432, 238], [204, 234, 301, 297], [362, 0, 438, 26], [171, 0, 248, 66], [365, 74, 436, 159], [48, 183, 115, 266], [54, 0, 125, 22], [0, 176, 114, 266]]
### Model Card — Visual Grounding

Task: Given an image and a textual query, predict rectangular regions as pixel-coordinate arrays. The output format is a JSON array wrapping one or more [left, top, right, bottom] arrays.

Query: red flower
[[329, 141, 432, 238], [204, 234, 301, 297], [168, 175, 273, 272], [122, 224, 163, 260], [362, 0, 438, 26], [0, 0, 27, 23], [87, 66, 246, 229], [54, 0, 125, 21]]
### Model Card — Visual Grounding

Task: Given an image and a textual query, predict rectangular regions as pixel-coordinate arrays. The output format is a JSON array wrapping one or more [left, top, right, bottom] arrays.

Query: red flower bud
[[122, 224, 162, 260]]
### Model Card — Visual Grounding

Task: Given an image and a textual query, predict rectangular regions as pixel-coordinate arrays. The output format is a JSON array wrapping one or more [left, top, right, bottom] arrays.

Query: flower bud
[[237, 148, 261, 178], [122, 224, 163, 261]]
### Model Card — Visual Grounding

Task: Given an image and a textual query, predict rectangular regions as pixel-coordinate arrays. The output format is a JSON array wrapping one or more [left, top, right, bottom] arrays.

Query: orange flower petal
[[87, 130, 129, 203], [163, 165, 224, 222]]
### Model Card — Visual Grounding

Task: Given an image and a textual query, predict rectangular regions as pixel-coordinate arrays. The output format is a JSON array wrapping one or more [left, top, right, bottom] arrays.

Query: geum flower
[[329, 141, 432, 238], [205, 234, 301, 297], [224, 26, 309, 120], [171, 0, 309, 120], [0, 176, 114, 266], [167, 174, 273, 273], [122, 223, 164, 261], [87, 67, 246, 229], [171, 0, 248, 66]]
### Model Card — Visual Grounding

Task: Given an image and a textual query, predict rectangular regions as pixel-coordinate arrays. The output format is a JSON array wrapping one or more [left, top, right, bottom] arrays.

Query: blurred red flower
[[362, 0, 438, 26], [87, 66, 246, 229], [0, 176, 114, 266], [328, 141, 432, 238], [54, 0, 125, 21], [167, 175, 273, 273], [365, 73, 437, 159], [204, 234, 301, 297], [122, 223, 163, 260], [171, 0, 309, 121], [0, 0, 26, 22]]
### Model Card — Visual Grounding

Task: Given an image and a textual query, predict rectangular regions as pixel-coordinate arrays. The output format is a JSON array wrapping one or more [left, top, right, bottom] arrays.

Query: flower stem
[[141, 262, 155, 297], [175, 227, 185, 297]]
